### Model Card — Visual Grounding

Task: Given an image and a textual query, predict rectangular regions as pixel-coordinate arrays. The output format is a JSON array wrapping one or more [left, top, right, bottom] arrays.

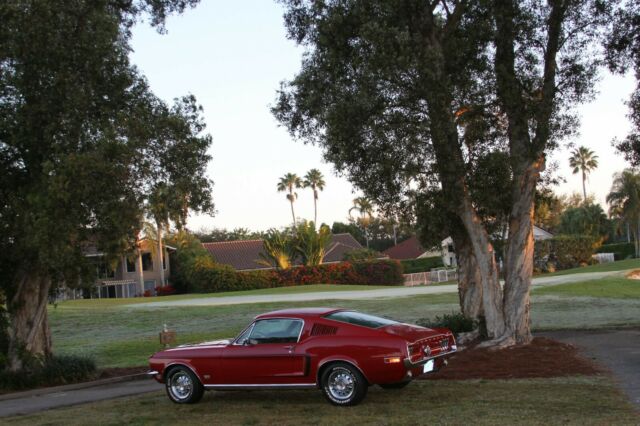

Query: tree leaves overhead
[[0, 0, 211, 290]]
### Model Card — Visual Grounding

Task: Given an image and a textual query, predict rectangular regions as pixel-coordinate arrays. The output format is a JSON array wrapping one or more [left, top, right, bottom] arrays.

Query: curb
[[0, 373, 149, 402]]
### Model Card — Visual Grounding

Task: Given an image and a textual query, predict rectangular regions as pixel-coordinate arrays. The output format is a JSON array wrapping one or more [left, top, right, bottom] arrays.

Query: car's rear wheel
[[380, 381, 410, 389], [320, 362, 368, 406], [165, 366, 204, 404]]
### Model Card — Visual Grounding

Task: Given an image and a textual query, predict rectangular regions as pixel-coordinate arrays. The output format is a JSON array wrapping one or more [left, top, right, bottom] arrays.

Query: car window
[[324, 311, 398, 329], [234, 324, 254, 345], [248, 318, 303, 344]]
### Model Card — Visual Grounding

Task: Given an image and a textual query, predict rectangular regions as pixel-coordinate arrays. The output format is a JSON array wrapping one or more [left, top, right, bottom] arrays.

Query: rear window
[[324, 311, 398, 329]]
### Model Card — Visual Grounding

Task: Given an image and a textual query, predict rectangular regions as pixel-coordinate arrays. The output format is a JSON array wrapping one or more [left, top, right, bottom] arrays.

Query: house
[[383, 235, 456, 267], [202, 233, 364, 271], [80, 238, 175, 299], [384, 226, 554, 268]]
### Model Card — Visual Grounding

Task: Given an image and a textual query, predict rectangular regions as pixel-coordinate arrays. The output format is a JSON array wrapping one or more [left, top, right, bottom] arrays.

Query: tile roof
[[382, 236, 428, 260], [202, 233, 365, 271]]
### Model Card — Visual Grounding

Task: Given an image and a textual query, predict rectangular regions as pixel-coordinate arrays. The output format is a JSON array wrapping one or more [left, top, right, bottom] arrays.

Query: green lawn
[[50, 293, 460, 367], [5, 377, 637, 425], [49, 279, 640, 368], [59, 284, 391, 308], [543, 258, 640, 276], [534, 277, 640, 299]]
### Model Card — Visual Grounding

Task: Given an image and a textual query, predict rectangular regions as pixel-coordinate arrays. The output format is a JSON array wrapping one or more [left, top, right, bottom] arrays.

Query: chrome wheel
[[327, 368, 355, 401], [169, 371, 193, 401]]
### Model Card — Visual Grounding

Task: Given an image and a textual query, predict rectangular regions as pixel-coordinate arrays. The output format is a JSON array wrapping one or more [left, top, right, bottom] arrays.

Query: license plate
[[423, 360, 434, 373]]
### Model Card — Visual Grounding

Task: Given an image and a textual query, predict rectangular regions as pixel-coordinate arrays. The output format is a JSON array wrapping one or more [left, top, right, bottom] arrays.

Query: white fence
[[403, 268, 458, 286], [592, 253, 615, 264]]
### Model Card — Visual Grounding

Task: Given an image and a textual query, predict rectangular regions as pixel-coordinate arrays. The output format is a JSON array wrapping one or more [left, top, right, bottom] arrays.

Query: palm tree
[[349, 197, 374, 248], [295, 221, 332, 266], [303, 169, 326, 225], [277, 173, 303, 227], [607, 170, 640, 258], [258, 229, 296, 269], [569, 146, 599, 203]]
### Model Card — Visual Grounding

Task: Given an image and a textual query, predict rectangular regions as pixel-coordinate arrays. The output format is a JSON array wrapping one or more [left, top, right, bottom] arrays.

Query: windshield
[[324, 311, 398, 329]]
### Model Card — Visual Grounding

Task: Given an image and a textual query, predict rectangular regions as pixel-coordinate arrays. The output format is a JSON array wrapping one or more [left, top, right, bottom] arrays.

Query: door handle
[[284, 345, 295, 353]]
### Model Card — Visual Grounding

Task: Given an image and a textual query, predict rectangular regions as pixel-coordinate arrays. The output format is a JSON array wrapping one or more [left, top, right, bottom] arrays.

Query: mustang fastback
[[148, 307, 456, 406]]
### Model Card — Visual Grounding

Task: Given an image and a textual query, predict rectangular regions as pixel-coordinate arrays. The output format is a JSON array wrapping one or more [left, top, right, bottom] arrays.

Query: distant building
[[384, 226, 553, 268], [79, 238, 174, 299], [202, 233, 364, 271]]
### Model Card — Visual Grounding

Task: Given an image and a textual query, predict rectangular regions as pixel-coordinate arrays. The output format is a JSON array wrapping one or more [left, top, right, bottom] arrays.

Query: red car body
[[149, 307, 456, 405]]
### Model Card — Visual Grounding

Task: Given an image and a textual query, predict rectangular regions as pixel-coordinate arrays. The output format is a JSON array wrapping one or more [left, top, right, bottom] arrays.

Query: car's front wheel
[[320, 362, 368, 406], [165, 366, 204, 404]]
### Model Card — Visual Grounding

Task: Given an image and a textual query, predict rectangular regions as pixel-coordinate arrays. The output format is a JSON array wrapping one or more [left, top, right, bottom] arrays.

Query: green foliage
[[294, 221, 331, 266], [535, 236, 600, 271], [401, 257, 444, 274], [259, 229, 296, 270], [416, 313, 478, 336], [557, 203, 610, 239], [596, 242, 636, 260], [195, 228, 266, 243], [0, 355, 97, 390], [165, 232, 212, 293], [343, 248, 380, 261]]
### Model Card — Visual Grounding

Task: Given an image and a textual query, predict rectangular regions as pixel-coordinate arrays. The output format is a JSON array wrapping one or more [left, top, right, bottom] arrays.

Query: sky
[[129, 1, 637, 232]]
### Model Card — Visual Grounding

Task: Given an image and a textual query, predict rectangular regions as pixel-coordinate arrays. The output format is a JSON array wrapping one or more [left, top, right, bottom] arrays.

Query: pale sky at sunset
[[129, 1, 637, 232]]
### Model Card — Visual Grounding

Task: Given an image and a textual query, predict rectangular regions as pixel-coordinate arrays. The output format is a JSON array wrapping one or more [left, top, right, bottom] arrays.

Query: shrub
[[0, 355, 97, 390], [597, 242, 635, 260], [416, 313, 478, 335], [156, 285, 177, 296], [352, 260, 404, 285], [343, 248, 380, 261], [535, 235, 600, 271], [400, 256, 444, 273]]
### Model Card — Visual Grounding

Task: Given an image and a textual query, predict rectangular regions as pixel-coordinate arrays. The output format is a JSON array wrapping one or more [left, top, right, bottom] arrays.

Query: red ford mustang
[[148, 307, 456, 406]]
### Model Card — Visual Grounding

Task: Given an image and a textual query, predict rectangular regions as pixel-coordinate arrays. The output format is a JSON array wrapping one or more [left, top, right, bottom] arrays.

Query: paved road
[[542, 329, 640, 409], [133, 271, 622, 308], [0, 379, 162, 418]]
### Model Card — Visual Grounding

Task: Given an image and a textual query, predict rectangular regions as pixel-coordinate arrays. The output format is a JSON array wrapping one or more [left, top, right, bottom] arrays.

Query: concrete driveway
[[542, 328, 640, 409]]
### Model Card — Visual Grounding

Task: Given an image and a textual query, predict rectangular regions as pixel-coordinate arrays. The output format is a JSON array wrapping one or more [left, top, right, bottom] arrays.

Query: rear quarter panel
[[298, 321, 408, 384]]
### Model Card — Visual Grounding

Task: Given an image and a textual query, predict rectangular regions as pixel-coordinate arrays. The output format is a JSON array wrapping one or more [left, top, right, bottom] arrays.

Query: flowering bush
[[155, 285, 177, 296]]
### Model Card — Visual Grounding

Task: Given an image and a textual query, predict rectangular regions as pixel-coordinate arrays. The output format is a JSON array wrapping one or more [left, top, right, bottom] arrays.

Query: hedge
[[185, 259, 404, 293], [534, 235, 599, 272], [596, 242, 635, 260], [401, 256, 444, 273]]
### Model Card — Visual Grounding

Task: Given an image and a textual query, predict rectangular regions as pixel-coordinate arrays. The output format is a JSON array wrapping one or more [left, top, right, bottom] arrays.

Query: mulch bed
[[423, 337, 604, 380]]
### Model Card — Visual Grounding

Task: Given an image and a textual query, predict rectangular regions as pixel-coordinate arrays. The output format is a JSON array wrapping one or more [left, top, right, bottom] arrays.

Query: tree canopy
[[0, 0, 211, 370]]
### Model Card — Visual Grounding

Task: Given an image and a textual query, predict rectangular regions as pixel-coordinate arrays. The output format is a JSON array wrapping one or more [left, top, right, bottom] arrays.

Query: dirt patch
[[424, 337, 603, 380], [625, 270, 640, 280], [97, 366, 147, 379]]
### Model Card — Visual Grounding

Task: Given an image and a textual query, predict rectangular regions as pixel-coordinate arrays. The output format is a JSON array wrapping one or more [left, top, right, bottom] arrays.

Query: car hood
[[382, 323, 449, 343]]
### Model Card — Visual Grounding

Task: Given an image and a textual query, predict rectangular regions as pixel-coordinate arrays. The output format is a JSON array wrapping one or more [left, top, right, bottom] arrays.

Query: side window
[[248, 319, 303, 344], [234, 324, 254, 345]]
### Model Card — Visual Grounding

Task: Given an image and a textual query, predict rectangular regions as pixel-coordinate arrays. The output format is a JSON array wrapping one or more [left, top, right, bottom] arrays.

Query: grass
[[5, 377, 638, 425], [50, 293, 460, 367], [57, 284, 391, 308], [534, 277, 640, 299], [542, 258, 640, 276]]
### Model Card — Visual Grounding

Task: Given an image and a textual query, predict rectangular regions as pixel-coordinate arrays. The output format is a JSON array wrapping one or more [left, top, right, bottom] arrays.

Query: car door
[[218, 318, 309, 385]]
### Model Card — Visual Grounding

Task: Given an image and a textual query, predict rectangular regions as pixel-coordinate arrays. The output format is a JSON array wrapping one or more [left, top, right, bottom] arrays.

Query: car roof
[[256, 307, 344, 319]]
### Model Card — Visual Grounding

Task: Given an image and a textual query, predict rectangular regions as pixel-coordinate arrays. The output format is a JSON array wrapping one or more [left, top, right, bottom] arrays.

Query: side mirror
[[245, 338, 259, 346]]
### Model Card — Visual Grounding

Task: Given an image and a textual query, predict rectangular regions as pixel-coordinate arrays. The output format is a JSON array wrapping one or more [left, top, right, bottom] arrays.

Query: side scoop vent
[[310, 323, 338, 336]]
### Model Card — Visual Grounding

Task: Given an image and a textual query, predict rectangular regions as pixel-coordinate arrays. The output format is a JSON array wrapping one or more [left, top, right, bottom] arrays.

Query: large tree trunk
[[451, 229, 483, 320], [6, 271, 52, 372], [458, 205, 506, 340], [501, 162, 542, 345]]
